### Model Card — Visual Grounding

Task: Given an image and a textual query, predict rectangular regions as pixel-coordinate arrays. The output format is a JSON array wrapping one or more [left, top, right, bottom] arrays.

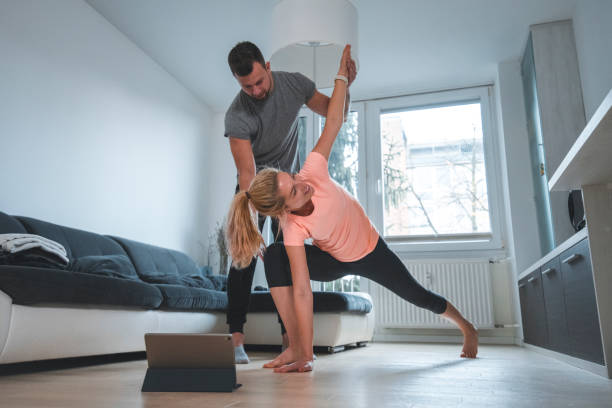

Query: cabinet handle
[[542, 268, 554, 275], [527, 277, 536, 283], [562, 254, 582, 264]]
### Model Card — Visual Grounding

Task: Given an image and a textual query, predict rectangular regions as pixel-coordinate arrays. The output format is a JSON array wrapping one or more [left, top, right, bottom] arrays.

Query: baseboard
[[523, 343, 609, 378], [374, 327, 519, 345]]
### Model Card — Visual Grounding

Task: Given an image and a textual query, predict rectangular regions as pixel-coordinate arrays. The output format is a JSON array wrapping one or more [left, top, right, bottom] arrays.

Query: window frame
[[363, 86, 504, 253]]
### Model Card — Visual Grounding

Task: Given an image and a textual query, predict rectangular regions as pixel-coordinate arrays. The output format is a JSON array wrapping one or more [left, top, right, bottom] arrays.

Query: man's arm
[[305, 54, 356, 118], [229, 137, 255, 191], [306, 89, 350, 119]]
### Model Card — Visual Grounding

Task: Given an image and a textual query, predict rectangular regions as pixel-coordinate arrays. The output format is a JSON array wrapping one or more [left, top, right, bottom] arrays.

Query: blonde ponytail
[[226, 191, 264, 269], [225, 168, 287, 269]]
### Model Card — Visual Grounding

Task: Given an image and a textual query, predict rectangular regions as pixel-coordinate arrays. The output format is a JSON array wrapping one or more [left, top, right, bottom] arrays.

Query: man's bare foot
[[461, 324, 478, 358], [263, 346, 298, 368]]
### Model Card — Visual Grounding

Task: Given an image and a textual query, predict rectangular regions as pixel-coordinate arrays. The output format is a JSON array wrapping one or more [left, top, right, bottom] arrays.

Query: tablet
[[144, 333, 234, 369]]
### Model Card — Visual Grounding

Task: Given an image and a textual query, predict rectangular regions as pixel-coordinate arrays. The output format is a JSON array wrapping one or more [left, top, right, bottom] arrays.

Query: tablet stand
[[141, 367, 241, 392]]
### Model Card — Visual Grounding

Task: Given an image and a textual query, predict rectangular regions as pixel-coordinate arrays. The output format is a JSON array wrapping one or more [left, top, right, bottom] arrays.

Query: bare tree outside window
[[381, 102, 491, 237], [320, 112, 359, 196]]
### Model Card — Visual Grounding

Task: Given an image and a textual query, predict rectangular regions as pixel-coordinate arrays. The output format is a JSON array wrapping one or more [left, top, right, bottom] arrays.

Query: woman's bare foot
[[440, 301, 479, 358], [460, 324, 479, 358], [263, 346, 298, 368]]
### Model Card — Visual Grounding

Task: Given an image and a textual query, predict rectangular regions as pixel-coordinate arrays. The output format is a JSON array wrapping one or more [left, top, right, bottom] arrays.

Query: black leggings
[[263, 237, 448, 315]]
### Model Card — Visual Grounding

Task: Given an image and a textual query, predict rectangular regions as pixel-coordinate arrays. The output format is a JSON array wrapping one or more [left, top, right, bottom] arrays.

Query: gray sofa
[[0, 212, 374, 364]]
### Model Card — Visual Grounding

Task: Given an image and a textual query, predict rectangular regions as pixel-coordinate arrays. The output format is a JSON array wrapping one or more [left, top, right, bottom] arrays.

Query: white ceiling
[[85, 0, 580, 112]]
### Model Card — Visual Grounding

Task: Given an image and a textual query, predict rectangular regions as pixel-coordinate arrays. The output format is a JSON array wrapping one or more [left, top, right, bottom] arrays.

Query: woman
[[226, 45, 478, 373]]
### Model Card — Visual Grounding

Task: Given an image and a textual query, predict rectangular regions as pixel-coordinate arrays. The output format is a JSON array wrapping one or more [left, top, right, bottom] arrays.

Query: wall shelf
[[549, 89, 612, 191]]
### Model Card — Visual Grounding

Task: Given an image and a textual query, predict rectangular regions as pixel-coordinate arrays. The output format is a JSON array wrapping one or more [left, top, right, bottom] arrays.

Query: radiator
[[371, 259, 494, 329]]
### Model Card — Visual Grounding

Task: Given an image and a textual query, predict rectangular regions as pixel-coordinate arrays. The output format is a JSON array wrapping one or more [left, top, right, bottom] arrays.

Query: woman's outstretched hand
[[273, 359, 314, 373], [338, 44, 357, 86], [263, 346, 298, 368], [264, 346, 314, 373]]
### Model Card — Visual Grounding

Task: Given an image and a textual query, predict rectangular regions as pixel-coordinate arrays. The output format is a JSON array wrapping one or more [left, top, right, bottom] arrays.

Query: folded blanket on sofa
[[0, 247, 69, 269], [0, 233, 69, 265]]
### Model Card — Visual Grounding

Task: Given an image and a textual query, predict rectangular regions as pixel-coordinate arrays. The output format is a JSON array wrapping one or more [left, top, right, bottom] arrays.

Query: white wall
[[0, 0, 212, 263], [573, 0, 612, 121], [206, 113, 235, 276]]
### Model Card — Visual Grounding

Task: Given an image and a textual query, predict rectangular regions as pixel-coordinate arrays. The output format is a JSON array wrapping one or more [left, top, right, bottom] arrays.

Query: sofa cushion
[[16, 216, 128, 260], [110, 236, 201, 280], [248, 291, 372, 314], [0, 212, 28, 234], [69, 254, 139, 280], [144, 273, 215, 290], [0, 265, 163, 308], [154, 284, 228, 311], [207, 274, 228, 292]]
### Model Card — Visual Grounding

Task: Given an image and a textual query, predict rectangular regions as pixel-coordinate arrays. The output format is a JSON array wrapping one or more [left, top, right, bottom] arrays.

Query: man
[[224, 41, 356, 363]]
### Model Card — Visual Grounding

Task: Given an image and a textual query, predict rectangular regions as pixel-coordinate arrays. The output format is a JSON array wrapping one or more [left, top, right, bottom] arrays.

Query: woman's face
[[277, 172, 314, 212]]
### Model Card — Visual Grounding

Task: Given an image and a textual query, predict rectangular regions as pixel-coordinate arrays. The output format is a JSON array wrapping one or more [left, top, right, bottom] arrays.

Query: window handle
[[376, 179, 382, 194], [542, 268, 554, 275], [562, 254, 581, 264], [518, 283, 526, 288], [527, 277, 536, 283]]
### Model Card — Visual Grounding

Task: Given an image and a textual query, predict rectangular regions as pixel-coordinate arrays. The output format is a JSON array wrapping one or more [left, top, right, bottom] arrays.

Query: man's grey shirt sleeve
[[224, 109, 251, 140]]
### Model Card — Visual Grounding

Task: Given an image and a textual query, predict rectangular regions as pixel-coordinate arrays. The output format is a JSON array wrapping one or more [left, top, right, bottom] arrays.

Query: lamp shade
[[269, 0, 358, 89]]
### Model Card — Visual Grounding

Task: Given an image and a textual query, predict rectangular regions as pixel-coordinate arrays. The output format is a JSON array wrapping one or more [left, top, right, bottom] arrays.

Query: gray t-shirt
[[224, 71, 316, 173]]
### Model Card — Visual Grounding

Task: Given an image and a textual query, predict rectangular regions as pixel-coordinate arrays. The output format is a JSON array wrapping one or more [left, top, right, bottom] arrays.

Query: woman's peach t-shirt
[[282, 151, 379, 262]]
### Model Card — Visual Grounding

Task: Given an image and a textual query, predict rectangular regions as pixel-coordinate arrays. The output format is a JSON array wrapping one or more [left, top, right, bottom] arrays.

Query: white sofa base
[[0, 291, 375, 364], [243, 312, 375, 348]]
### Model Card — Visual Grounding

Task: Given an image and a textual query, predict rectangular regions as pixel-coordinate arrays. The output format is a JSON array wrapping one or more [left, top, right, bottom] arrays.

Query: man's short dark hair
[[228, 41, 266, 77]]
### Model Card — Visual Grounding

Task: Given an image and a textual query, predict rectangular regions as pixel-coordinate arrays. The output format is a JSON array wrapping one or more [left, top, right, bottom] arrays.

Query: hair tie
[[245, 191, 251, 200]]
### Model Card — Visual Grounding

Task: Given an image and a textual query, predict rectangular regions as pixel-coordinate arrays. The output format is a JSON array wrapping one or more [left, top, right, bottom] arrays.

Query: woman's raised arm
[[313, 45, 355, 161]]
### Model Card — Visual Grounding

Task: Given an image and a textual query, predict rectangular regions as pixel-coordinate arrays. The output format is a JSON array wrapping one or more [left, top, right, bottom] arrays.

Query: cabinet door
[[540, 257, 570, 354], [560, 239, 604, 364], [519, 269, 548, 347], [521, 35, 555, 255]]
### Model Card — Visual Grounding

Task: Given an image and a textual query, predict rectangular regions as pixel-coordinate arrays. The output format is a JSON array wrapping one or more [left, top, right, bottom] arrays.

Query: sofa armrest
[[0, 290, 13, 359]]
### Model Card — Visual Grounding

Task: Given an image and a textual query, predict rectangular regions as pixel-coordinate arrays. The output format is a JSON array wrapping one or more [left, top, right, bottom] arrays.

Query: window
[[293, 86, 501, 280], [365, 86, 502, 252], [320, 111, 359, 196], [380, 102, 491, 237]]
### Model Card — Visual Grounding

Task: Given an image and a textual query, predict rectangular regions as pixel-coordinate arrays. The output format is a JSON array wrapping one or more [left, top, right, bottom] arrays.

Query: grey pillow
[[70, 254, 138, 280]]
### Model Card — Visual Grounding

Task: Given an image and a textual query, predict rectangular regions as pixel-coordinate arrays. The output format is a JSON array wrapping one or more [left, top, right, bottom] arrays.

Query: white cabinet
[[521, 20, 586, 253]]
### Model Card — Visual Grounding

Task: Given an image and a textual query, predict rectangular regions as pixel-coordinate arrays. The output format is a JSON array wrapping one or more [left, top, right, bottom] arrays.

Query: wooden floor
[[1, 343, 611, 408]]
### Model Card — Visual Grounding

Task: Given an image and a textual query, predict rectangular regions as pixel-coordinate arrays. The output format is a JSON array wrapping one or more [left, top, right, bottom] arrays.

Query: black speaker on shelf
[[568, 190, 586, 232]]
